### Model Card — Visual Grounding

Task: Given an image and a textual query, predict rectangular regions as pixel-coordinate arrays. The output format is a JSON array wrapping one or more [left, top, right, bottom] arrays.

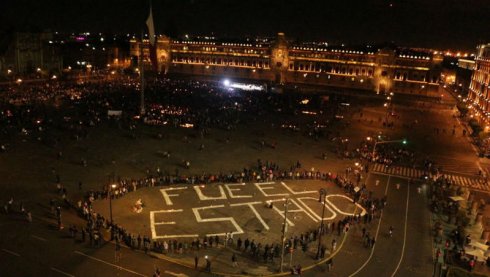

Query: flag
[[146, 5, 159, 71], [146, 8, 155, 46]]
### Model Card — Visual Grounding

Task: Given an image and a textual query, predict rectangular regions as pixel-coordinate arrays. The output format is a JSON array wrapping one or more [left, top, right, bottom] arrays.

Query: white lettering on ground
[[254, 182, 288, 197], [280, 182, 317, 195], [230, 201, 269, 230], [270, 198, 319, 226], [296, 197, 337, 221], [224, 183, 252, 198], [193, 185, 227, 200], [192, 205, 244, 236], [160, 187, 187, 205], [150, 209, 198, 239], [325, 194, 367, 216]]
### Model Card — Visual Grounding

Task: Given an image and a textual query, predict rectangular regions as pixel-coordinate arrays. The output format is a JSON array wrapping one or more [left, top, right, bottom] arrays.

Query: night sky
[[1, 0, 489, 50]]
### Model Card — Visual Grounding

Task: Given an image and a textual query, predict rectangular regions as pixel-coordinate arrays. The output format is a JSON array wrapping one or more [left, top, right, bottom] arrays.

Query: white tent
[[469, 241, 489, 251], [449, 196, 465, 202], [465, 248, 486, 260]]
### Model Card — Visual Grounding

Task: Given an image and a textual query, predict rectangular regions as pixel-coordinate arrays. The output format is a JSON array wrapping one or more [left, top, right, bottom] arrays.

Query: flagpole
[[140, 30, 145, 116]]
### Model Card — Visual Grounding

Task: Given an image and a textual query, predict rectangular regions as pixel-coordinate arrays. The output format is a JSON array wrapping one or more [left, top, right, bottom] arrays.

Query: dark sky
[[1, 0, 489, 50]]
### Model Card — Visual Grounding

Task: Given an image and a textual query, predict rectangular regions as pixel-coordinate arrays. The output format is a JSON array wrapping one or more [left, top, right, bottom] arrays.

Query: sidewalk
[[431, 207, 490, 276]]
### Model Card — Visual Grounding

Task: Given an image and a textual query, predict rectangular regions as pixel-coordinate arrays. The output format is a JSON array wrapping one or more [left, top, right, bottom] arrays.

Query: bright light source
[[402, 139, 407, 145], [223, 79, 231, 87]]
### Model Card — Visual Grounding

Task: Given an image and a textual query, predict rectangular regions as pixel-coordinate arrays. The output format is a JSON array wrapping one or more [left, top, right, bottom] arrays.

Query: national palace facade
[[468, 44, 490, 120], [130, 33, 443, 96]]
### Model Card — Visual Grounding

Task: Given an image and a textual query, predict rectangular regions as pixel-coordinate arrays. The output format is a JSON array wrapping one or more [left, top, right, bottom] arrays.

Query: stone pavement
[[430, 208, 490, 276]]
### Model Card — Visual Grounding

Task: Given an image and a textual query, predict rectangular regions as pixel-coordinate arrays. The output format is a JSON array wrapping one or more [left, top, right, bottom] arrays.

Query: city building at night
[[0, 32, 63, 78], [468, 43, 490, 121], [130, 33, 443, 96]]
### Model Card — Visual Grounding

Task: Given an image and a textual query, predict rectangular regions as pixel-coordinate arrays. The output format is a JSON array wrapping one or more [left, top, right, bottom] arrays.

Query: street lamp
[[109, 183, 117, 241], [316, 188, 327, 259], [109, 183, 117, 224], [280, 197, 290, 272]]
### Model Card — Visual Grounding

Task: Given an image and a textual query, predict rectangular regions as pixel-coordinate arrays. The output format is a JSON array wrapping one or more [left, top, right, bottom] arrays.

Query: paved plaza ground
[[1, 82, 489, 277]]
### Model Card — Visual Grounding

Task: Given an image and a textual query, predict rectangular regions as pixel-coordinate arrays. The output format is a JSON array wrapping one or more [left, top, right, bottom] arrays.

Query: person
[[153, 267, 160, 277], [194, 255, 199, 269], [326, 258, 333, 271], [205, 256, 211, 272], [232, 253, 238, 267]]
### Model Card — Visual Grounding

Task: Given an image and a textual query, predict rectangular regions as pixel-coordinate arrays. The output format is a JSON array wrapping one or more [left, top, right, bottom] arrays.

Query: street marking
[[280, 181, 316, 195], [193, 185, 227, 200], [191, 205, 244, 236], [51, 267, 75, 277], [2, 248, 20, 257], [296, 197, 337, 221], [371, 164, 488, 191], [325, 194, 367, 216], [270, 199, 296, 227], [74, 251, 147, 276], [230, 201, 270, 230], [254, 182, 289, 197], [391, 182, 410, 277], [348, 175, 391, 277], [224, 183, 252, 198], [164, 270, 188, 277], [160, 187, 187, 205], [150, 209, 198, 239], [31, 235, 47, 242]]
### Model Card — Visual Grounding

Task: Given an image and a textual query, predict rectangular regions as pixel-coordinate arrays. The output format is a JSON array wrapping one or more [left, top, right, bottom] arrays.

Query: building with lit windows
[[130, 33, 443, 96], [468, 44, 490, 120], [0, 32, 62, 78]]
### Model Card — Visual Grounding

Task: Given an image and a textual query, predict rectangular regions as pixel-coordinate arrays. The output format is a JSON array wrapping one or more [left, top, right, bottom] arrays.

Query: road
[[308, 172, 433, 277], [0, 212, 205, 277]]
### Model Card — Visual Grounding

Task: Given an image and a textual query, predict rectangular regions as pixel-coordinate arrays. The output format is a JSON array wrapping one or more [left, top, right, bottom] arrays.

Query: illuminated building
[[130, 33, 442, 96], [0, 32, 62, 76], [468, 44, 490, 119]]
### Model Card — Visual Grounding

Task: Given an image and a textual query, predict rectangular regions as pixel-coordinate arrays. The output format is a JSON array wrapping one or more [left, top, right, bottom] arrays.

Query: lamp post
[[109, 183, 117, 223], [109, 183, 117, 241], [280, 197, 290, 272], [316, 188, 327, 259]]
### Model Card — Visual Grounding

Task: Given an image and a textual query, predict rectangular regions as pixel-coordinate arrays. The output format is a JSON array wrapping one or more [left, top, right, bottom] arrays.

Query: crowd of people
[[3, 75, 479, 275]]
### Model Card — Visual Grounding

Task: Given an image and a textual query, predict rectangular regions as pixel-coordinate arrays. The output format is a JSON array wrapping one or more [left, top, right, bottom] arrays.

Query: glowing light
[[223, 79, 231, 87], [228, 82, 264, 91]]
